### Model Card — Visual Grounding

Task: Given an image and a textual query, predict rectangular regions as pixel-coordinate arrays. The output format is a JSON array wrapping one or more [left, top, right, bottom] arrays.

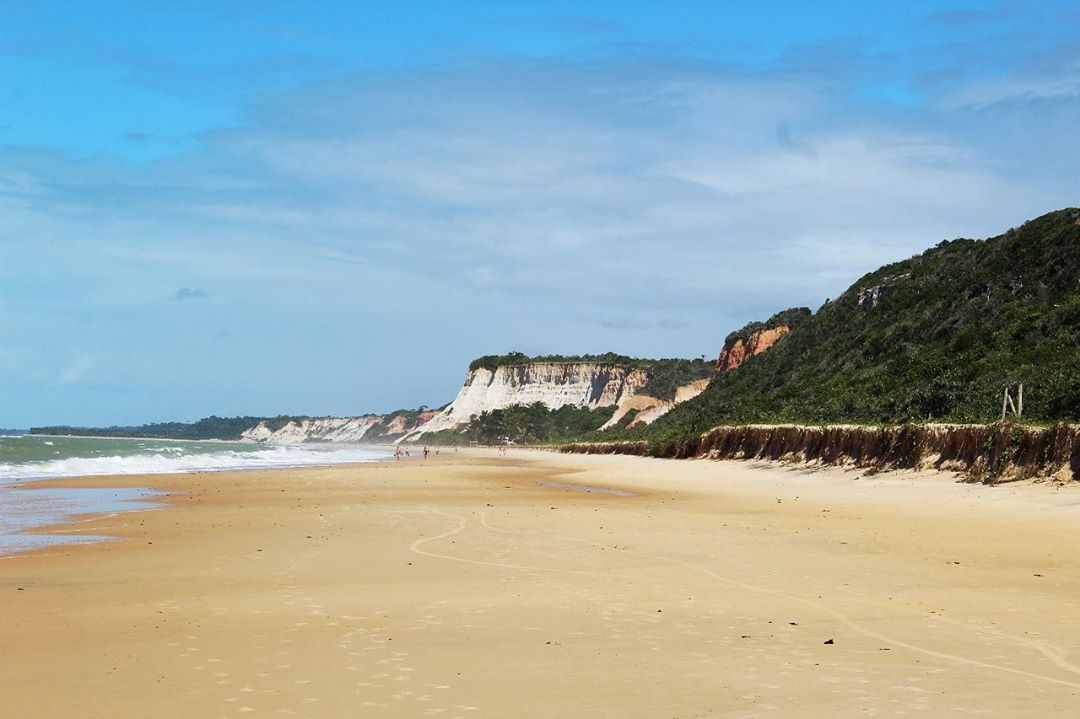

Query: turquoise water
[[0, 434, 390, 555]]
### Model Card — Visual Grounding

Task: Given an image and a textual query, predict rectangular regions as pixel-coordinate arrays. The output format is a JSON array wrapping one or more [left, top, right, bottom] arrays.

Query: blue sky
[[1, 1, 1078, 426]]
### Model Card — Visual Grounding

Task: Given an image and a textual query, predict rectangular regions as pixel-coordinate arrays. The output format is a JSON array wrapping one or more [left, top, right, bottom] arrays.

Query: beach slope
[[2, 450, 1080, 716]]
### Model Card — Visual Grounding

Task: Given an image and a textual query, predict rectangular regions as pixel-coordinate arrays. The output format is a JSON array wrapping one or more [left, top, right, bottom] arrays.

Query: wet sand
[[2, 449, 1080, 717]]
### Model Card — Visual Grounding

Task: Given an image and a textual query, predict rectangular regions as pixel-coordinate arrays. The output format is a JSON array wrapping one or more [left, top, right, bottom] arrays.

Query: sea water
[[0, 434, 390, 556]]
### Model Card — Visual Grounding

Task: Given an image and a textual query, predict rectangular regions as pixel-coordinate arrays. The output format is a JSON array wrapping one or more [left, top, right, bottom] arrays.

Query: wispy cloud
[[924, 8, 1000, 31], [57, 356, 93, 385], [946, 74, 1080, 108], [2, 23, 1079, 423], [174, 287, 213, 301]]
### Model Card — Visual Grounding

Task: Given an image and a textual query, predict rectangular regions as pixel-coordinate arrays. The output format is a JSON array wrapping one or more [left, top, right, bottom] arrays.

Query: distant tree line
[[31, 416, 279, 440]]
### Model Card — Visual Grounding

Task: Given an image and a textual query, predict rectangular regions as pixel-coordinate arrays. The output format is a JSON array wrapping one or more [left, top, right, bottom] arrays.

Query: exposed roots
[[561, 422, 1080, 483]]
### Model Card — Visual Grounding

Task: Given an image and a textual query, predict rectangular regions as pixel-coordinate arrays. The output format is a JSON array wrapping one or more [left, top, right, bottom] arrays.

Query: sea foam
[[0, 444, 390, 481]]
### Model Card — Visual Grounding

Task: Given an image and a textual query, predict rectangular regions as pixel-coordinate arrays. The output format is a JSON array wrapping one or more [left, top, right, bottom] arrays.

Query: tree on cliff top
[[466, 353, 712, 402], [723, 307, 812, 345]]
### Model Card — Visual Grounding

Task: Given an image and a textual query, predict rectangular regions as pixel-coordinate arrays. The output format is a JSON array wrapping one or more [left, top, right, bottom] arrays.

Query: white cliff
[[242, 360, 714, 444], [241, 416, 383, 444], [408, 362, 712, 438], [412, 363, 649, 436]]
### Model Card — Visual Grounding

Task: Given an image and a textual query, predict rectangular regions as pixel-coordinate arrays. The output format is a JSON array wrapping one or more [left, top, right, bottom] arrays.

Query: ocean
[[0, 434, 390, 556]]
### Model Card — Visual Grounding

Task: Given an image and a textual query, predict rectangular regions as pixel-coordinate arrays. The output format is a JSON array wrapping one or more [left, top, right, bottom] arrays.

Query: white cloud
[[0, 55, 1074, 423], [946, 74, 1080, 109], [57, 356, 93, 386], [175, 287, 213, 301]]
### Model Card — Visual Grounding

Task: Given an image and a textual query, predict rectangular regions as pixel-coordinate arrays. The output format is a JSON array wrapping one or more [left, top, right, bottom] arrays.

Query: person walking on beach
[[423, 446, 430, 459]]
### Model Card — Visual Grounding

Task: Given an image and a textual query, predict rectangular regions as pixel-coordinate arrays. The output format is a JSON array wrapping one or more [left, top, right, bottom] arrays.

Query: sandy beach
[[3, 449, 1080, 717]]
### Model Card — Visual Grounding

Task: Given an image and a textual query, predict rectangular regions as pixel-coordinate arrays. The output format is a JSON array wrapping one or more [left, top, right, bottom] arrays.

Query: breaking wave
[[0, 444, 390, 481]]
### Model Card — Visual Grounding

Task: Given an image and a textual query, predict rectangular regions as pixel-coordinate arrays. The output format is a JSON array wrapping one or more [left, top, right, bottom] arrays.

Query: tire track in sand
[[406, 505, 1080, 691]]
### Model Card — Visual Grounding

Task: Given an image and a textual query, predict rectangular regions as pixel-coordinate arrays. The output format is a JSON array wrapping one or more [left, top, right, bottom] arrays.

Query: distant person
[[423, 446, 430, 459], [394, 447, 402, 460]]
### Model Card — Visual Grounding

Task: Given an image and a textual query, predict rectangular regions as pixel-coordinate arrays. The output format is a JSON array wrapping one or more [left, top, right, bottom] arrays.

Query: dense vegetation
[[724, 307, 812, 345], [31, 409, 438, 442], [639, 358, 714, 400], [365, 408, 434, 437], [420, 403, 616, 445], [467, 352, 712, 401], [649, 208, 1080, 442], [30, 416, 278, 440], [33, 211, 1080, 450], [565, 421, 1080, 483]]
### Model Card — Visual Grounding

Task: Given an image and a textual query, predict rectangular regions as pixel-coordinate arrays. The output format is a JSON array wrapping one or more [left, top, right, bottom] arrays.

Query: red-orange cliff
[[715, 308, 811, 373], [716, 325, 793, 372]]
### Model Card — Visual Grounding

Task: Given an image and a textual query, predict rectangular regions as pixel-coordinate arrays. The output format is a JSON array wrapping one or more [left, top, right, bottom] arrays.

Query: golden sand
[[2, 449, 1080, 717]]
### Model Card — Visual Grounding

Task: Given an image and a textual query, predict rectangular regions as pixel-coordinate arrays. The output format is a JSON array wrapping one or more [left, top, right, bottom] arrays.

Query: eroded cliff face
[[598, 378, 711, 430], [562, 423, 1080, 484], [245, 357, 714, 444], [414, 362, 651, 436], [716, 325, 792, 373], [242, 417, 383, 443], [383, 410, 441, 436], [241, 410, 441, 444]]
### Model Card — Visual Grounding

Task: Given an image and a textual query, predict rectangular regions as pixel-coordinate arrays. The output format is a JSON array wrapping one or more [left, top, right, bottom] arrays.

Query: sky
[[1, 1, 1078, 427]]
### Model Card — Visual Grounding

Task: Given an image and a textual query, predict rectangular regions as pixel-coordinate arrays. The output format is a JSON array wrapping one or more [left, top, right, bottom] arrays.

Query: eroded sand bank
[[2, 449, 1080, 717]]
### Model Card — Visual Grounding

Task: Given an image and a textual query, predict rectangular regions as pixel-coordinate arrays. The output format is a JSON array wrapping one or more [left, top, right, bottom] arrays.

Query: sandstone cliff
[[597, 378, 710, 430], [412, 362, 651, 437], [406, 353, 720, 440], [716, 325, 791, 372], [715, 307, 810, 373], [242, 416, 382, 443], [242, 410, 439, 444]]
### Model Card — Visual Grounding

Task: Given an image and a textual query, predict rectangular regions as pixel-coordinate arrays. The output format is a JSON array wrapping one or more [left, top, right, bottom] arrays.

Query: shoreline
[[8, 446, 1080, 556], [7, 447, 1080, 560], [4, 450, 1080, 716], [1, 456, 402, 559], [0, 439, 395, 557]]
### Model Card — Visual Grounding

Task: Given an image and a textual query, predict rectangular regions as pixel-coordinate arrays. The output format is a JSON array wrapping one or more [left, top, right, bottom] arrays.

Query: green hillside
[[652, 208, 1080, 439]]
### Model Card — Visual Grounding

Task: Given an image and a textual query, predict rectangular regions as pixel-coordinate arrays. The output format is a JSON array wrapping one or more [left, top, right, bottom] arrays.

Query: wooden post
[[1018, 383, 1024, 417], [1002, 386, 1009, 422]]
